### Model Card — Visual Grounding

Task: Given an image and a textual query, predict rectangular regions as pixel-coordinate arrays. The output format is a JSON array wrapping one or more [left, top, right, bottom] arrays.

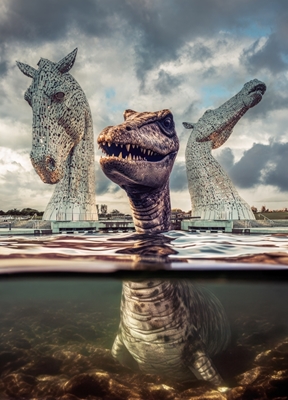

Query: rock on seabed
[[0, 301, 288, 399]]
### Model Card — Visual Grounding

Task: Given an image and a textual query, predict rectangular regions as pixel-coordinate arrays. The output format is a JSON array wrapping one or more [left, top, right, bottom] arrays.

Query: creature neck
[[43, 108, 97, 221], [125, 181, 171, 234]]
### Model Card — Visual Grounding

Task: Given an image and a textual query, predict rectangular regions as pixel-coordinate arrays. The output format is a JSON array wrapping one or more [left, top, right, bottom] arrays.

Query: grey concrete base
[[0, 220, 135, 236], [51, 220, 135, 234], [181, 219, 288, 234], [181, 219, 234, 233]]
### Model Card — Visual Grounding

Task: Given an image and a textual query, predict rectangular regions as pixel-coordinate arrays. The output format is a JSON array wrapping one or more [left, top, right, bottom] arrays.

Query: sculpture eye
[[54, 92, 65, 100]]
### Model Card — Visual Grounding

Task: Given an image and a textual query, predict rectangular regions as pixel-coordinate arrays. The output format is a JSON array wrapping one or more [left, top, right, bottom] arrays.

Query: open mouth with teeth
[[99, 142, 167, 162]]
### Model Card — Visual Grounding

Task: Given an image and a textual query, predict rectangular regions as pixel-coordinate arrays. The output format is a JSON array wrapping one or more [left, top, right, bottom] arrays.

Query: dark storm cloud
[[154, 70, 183, 95], [217, 142, 288, 191], [0, 62, 8, 76], [189, 43, 213, 62], [215, 148, 234, 171], [170, 161, 188, 192], [0, 0, 123, 43], [241, 34, 288, 75], [228, 144, 270, 188], [1, 0, 286, 81], [95, 163, 120, 195]]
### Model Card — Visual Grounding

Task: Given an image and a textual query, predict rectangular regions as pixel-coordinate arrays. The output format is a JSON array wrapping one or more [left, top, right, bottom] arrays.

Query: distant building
[[101, 204, 108, 214]]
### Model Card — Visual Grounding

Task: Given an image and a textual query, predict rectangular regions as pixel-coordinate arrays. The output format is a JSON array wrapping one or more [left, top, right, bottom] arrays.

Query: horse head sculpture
[[17, 49, 97, 221], [184, 79, 266, 220]]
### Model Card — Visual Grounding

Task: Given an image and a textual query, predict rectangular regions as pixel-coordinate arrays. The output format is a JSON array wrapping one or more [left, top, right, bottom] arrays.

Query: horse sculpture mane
[[17, 49, 97, 221]]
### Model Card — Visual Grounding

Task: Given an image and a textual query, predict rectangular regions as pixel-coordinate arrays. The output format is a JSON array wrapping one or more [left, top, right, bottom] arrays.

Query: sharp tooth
[[147, 150, 151, 155], [103, 141, 106, 146], [133, 155, 136, 160], [121, 144, 123, 148], [143, 149, 146, 154], [119, 152, 123, 159], [128, 153, 132, 161], [132, 144, 135, 149], [108, 142, 111, 147], [151, 151, 154, 156], [115, 143, 118, 147], [136, 145, 139, 149], [126, 144, 130, 152], [112, 154, 114, 157]]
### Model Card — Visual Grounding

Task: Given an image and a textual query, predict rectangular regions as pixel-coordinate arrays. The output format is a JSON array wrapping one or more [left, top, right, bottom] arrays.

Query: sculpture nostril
[[126, 126, 132, 131], [46, 156, 56, 171]]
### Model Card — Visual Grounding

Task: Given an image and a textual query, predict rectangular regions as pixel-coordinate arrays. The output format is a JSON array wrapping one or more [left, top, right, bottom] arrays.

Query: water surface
[[1, 231, 288, 266], [0, 232, 287, 399]]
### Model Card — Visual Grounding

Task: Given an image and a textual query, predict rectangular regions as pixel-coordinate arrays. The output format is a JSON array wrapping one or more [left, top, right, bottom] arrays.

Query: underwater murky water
[[0, 232, 288, 399]]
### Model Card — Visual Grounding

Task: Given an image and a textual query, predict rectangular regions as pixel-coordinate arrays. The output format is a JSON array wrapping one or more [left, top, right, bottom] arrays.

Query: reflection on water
[[0, 278, 287, 399], [1, 231, 288, 265]]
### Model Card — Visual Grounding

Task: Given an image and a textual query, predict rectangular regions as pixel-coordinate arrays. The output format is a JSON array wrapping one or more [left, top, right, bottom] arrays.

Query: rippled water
[[0, 232, 288, 399], [1, 230, 288, 266]]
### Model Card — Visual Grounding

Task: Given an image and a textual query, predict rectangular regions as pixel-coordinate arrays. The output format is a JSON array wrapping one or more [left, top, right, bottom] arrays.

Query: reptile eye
[[159, 114, 175, 136], [163, 117, 172, 128], [54, 92, 65, 100]]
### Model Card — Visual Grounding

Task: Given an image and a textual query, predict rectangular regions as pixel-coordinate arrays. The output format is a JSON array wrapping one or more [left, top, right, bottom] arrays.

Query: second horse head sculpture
[[184, 79, 266, 220]]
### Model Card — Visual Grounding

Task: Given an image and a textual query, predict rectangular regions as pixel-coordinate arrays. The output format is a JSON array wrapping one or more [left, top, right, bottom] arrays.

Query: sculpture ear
[[183, 122, 194, 129], [16, 61, 36, 78], [124, 109, 137, 120], [56, 48, 78, 74]]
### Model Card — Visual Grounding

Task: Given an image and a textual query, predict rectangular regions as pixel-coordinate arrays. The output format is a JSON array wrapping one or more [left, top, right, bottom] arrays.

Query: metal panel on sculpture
[[17, 49, 97, 221], [184, 79, 266, 221]]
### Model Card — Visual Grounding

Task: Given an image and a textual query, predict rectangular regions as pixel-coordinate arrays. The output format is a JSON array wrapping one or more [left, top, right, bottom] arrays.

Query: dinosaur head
[[98, 109, 179, 191]]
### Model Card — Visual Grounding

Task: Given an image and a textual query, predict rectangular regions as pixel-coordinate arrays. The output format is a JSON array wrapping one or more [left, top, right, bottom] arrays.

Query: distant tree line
[[0, 208, 44, 216], [251, 206, 288, 213]]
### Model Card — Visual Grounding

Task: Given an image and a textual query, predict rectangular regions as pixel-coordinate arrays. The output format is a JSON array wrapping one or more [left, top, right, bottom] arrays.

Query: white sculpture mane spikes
[[185, 79, 266, 221], [17, 49, 97, 221]]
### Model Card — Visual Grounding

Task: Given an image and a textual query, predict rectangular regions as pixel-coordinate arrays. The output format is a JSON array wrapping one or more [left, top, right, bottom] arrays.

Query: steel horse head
[[17, 49, 97, 221]]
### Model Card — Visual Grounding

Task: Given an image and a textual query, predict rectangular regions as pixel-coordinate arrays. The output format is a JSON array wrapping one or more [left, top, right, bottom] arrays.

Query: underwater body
[[0, 232, 288, 399]]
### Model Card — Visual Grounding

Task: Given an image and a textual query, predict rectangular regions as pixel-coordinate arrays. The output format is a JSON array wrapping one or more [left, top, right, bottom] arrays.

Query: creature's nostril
[[126, 126, 132, 131], [46, 156, 56, 171]]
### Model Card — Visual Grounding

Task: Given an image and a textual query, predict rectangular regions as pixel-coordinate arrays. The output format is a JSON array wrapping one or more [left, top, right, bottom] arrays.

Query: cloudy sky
[[0, 0, 288, 214]]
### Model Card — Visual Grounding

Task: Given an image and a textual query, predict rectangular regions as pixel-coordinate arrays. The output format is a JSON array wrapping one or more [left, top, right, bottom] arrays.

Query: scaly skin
[[98, 109, 230, 390], [98, 109, 179, 233]]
